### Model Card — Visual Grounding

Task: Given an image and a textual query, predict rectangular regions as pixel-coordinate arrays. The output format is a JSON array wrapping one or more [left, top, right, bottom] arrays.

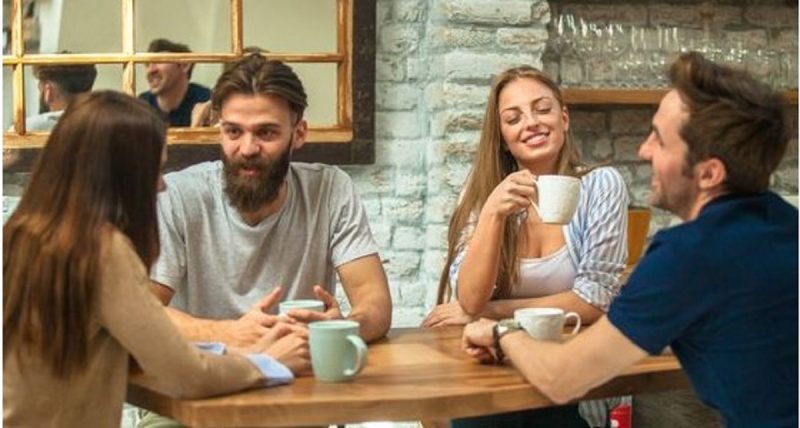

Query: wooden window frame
[[3, 0, 375, 171]]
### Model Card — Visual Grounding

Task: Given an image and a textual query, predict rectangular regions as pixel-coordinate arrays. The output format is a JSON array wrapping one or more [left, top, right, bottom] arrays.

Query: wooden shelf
[[564, 88, 798, 106]]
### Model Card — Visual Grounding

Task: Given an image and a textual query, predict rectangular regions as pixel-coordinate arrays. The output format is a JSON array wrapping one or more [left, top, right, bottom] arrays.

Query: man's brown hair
[[211, 53, 307, 122], [670, 51, 789, 194], [147, 38, 195, 78], [33, 63, 97, 97]]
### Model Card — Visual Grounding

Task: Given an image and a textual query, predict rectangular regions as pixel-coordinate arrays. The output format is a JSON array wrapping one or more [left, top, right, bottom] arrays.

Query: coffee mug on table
[[309, 320, 367, 382], [530, 175, 581, 224], [513, 307, 581, 342], [279, 299, 325, 315]]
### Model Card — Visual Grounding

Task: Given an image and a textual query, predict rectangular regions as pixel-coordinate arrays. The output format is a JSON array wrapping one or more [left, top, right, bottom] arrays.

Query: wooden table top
[[127, 326, 689, 427]]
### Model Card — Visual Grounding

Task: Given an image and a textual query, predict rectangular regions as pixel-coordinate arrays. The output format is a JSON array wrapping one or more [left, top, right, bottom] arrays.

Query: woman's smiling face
[[497, 77, 570, 174]]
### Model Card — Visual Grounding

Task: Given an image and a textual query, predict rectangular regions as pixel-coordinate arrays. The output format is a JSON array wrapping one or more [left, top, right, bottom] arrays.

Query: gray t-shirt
[[152, 161, 379, 318]]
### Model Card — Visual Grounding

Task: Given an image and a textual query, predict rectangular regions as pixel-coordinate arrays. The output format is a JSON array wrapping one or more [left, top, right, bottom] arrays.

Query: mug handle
[[564, 312, 581, 336], [343, 334, 368, 377], [528, 178, 540, 216]]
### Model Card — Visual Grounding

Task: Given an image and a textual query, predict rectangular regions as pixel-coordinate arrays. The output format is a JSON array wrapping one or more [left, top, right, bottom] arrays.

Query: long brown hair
[[3, 91, 166, 379], [437, 66, 585, 304]]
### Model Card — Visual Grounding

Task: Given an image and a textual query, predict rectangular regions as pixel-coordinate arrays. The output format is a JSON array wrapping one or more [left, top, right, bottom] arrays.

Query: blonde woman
[[423, 66, 629, 428]]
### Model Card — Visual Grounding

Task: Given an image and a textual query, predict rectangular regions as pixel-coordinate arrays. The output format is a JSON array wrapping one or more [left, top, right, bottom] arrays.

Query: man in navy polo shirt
[[138, 38, 211, 127], [462, 51, 798, 428]]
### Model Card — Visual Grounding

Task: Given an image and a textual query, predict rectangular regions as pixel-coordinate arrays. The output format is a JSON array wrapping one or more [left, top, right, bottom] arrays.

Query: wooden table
[[127, 326, 689, 427]]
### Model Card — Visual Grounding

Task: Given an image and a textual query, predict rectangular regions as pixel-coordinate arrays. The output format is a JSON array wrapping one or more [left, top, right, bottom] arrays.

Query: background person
[[3, 91, 310, 428], [24, 61, 97, 131], [463, 52, 798, 428], [138, 38, 211, 127]]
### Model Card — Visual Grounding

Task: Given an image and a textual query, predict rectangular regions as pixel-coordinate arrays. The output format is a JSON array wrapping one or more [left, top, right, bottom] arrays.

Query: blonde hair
[[436, 66, 585, 304]]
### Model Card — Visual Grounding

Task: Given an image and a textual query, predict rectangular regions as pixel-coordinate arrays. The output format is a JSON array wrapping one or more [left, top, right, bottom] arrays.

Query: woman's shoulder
[[580, 166, 627, 193]]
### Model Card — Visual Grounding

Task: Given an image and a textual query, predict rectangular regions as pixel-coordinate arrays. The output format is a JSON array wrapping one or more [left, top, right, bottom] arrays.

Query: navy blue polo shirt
[[608, 192, 798, 428], [138, 82, 211, 127]]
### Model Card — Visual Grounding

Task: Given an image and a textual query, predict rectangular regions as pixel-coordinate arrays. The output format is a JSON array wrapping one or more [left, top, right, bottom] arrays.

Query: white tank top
[[512, 244, 577, 298]]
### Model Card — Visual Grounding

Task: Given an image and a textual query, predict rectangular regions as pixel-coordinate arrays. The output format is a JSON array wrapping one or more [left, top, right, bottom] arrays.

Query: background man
[[26, 61, 96, 131], [463, 52, 797, 428], [150, 53, 392, 346], [138, 38, 210, 127]]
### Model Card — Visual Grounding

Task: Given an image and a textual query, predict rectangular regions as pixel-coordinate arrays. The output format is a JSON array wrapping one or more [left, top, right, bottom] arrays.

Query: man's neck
[[682, 189, 729, 221], [156, 80, 190, 113], [238, 181, 289, 226]]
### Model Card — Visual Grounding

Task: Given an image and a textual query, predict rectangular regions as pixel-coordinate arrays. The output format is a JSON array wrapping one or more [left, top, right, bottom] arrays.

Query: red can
[[609, 403, 632, 428]]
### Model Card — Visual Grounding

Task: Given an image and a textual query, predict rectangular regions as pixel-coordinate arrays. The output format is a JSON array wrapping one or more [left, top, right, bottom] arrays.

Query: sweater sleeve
[[97, 231, 283, 399]]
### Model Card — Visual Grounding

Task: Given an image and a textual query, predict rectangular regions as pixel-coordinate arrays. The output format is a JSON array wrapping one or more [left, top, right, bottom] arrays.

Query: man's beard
[[222, 143, 292, 213]]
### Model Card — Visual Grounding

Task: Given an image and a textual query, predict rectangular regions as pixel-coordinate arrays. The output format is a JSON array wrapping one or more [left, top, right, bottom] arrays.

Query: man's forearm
[[348, 307, 391, 343], [164, 307, 230, 343]]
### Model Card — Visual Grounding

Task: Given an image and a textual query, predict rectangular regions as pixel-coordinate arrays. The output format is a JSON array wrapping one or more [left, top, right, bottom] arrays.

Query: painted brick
[[610, 109, 654, 135], [344, 165, 394, 195], [392, 307, 427, 328], [613, 136, 645, 162], [376, 56, 406, 82], [393, 0, 427, 22], [376, 111, 423, 139], [424, 193, 459, 223], [382, 250, 422, 279], [425, 82, 489, 110], [398, 278, 429, 306], [569, 110, 606, 134], [496, 27, 549, 49], [384, 197, 425, 224], [406, 57, 429, 82], [427, 26, 495, 49], [442, 51, 541, 81], [375, 138, 425, 168], [376, 83, 420, 110], [394, 226, 426, 249], [380, 24, 422, 54], [430, 109, 484, 137], [395, 170, 427, 197], [425, 224, 449, 249], [376, 0, 391, 25], [438, 0, 534, 26]]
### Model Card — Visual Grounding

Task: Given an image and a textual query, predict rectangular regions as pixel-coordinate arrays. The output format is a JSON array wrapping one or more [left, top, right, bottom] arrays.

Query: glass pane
[[135, 62, 220, 127], [243, 0, 337, 53], [3, 1, 11, 55], [290, 62, 337, 126], [36, 0, 122, 54], [3, 66, 13, 130], [135, 0, 231, 53], [23, 64, 121, 130]]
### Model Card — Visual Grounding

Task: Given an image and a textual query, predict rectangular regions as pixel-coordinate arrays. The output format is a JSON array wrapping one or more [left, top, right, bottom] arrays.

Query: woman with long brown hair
[[423, 66, 629, 428], [4, 91, 309, 427]]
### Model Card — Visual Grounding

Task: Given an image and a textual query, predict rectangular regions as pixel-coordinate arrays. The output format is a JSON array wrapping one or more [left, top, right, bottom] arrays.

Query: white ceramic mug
[[279, 299, 325, 315], [530, 175, 581, 224], [513, 307, 581, 342]]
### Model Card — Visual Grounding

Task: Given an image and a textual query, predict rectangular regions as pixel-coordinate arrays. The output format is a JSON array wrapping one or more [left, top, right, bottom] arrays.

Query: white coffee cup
[[279, 299, 325, 315], [513, 307, 581, 342], [530, 175, 581, 224]]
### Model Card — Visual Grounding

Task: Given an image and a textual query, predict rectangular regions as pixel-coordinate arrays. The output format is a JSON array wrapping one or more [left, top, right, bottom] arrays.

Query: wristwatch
[[492, 318, 522, 364]]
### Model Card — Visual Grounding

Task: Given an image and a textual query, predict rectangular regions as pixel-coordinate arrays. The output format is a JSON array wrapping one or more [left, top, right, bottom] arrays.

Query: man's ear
[[42, 82, 56, 105], [696, 157, 728, 192], [292, 119, 308, 151], [180, 63, 192, 76]]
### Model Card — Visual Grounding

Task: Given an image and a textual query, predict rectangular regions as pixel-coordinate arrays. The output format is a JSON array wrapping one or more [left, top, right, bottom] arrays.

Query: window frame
[[2, 0, 375, 168]]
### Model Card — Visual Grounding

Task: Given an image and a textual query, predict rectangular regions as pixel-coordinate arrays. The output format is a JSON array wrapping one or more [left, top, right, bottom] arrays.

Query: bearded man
[[149, 54, 391, 347]]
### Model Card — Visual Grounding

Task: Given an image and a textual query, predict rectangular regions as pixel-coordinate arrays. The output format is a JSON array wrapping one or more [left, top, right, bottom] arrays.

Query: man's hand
[[283, 285, 343, 324], [421, 301, 476, 327], [219, 287, 288, 347], [462, 318, 499, 364], [242, 322, 311, 376]]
